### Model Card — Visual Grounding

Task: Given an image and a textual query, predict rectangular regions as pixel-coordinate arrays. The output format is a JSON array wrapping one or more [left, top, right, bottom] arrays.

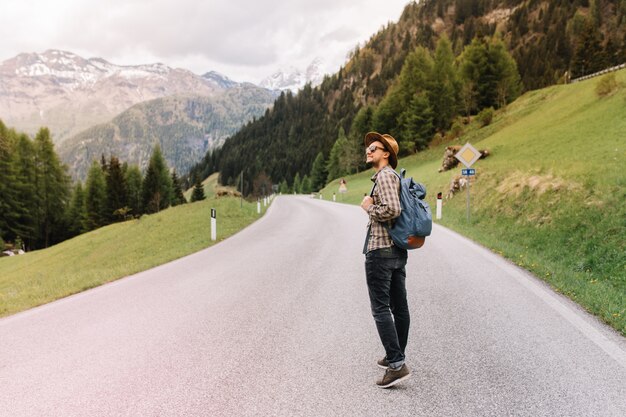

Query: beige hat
[[364, 131, 399, 169]]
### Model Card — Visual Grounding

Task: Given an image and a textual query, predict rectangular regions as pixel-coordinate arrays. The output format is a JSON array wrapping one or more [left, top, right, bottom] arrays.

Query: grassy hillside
[[322, 70, 626, 335], [183, 172, 241, 201], [0, 196, 263, 317]]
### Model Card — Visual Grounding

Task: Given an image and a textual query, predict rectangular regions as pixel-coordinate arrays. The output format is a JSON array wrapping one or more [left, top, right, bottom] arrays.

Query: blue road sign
[[462, 168, 476, 176]]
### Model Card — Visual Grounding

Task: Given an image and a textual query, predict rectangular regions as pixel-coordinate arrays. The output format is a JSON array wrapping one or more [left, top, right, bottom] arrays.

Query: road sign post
[[455, 143, 481, 223], [466, 172, 471, 222]]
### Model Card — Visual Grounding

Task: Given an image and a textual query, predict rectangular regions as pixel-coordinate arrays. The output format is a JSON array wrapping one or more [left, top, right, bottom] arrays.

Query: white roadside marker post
[[257, 199, 261, 214], [333, 193, 336, 202], [211, 208, 217, 241], [436, 192, 442, 220]]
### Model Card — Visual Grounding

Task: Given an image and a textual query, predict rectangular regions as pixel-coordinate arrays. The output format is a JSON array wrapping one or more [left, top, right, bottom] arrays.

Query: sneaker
[[376, 364, 411, 388], [377, 357, 389, 369]]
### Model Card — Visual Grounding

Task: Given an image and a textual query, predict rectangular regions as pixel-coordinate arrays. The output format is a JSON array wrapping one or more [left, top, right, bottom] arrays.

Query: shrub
[[449, 120, 464, 139], [595, 73, 618, 97], [477, 107, 495, 127], [0, 236, 4, 251]]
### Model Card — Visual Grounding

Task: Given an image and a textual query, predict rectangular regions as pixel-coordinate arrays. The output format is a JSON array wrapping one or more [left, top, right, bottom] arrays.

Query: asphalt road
[[1, 195, 625, 417]]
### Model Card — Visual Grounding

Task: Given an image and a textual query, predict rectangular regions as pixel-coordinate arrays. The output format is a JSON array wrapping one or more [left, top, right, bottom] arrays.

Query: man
[[360, 131, 411, 389]]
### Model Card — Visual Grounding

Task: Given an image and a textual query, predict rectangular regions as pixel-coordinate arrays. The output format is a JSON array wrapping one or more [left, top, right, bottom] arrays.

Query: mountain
[[259, 58, 325, 92], [57, 84, 277, 181], [202, 71, 241, 89], [0, 50, 226, 143]]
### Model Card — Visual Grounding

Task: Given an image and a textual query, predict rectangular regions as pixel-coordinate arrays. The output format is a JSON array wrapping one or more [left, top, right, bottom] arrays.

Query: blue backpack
[[386, 168, 432, 249]]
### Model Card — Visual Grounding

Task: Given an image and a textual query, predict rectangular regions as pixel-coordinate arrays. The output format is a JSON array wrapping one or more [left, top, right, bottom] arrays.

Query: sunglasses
[[366, 144, 386, 154]]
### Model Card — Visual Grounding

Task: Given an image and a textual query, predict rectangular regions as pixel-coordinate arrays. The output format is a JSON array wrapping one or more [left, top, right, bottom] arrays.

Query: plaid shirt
[[365, 166, 401, 253]]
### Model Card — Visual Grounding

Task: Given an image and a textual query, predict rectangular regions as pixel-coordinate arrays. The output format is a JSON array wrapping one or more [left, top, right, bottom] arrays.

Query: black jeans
[[365, 246, 409, 369]]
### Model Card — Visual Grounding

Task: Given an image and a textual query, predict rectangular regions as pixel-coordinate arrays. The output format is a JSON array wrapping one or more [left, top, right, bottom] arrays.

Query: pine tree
[[430, 36, 459, 131], [33, 128, 70, 247], [459, 38, 490, 111], [372, 46, 434, 146], [590, 0, 602, 27], [141, 144, 173, 213], [292, 173, 302, 194], [301, 175, 312, 194], [309, 152, 328, 191], [67, 182, 87, 236], [459, 36, 521, 111], [326, 128, 350, 182], [125, 165, 143, 217], [12, 133, 37, 246], [350, 106, 374, 173], [190, 177, 206, 202], [170, 171, 186, 206], [371, 87, 405, 138], [398, 92, 434, 153], [84, 161, 107, 231], [571, 19, 605, 78], [106, 156, 128, 222], [279, 179, 290, 194], [0, 122, 24, 243], [489, 36, 522, 108]]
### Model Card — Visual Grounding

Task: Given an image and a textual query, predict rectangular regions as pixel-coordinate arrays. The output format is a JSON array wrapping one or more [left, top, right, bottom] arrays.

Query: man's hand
[[361, 196, 373, 212]]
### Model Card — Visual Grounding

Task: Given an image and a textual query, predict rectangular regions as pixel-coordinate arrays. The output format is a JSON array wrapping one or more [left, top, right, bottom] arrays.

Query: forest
[[0, 121, 187, 251]]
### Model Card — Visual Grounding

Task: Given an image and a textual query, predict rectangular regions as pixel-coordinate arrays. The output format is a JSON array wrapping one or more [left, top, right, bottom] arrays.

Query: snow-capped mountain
[[259, 58, 325, 92], [0, 50, 227, 143], [202, 71, 241, 89]]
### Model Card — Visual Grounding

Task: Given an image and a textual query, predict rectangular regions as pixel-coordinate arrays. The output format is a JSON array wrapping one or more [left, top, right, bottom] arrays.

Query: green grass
[[322, 70, 626, 335], [0, 196, 263, 317]]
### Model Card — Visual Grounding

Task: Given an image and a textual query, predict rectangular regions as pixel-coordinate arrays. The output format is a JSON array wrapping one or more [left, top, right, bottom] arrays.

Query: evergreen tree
[[0, 122, 24, 242], [12, 134, 37, 246], [349, 106, 375, 173], [372, 46, 434, 147], [125, 165, 143, 217], [279, 179, 290, 194], [292, 172, 302, 194], [371, 87, 405, 138], [430, 36, 459, 131], [398, 92, 434, 153], [571, 19, 605, 78], [106, 156, 128, 222], [170, 171, 186, 206], [309, 152, 328, 191], [190, 177, 206, 202], [590, 0, 602, 27], [397, 46, 434, 105], [84, 160, 107, 231], [33, 127, 70, 247], [67, 182, 87, 236], [459, 38, 490, 112], [459, 36, 521, 111], [489, 36, 522, 108], [301, 175, 312, 194], [141, 144, 173, 213], [326, 128, 350, 182]]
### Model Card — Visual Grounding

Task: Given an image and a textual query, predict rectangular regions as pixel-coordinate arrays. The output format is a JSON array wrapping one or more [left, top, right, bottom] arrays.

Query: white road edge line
[[434, 224, 626, 370]]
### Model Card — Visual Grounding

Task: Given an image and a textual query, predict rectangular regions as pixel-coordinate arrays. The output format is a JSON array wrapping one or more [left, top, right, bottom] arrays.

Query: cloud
[[0, 0, 410, 83]]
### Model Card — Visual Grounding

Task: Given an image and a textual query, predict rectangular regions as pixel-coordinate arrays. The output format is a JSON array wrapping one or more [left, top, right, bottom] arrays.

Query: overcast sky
[[0, 0, 411, 83]]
